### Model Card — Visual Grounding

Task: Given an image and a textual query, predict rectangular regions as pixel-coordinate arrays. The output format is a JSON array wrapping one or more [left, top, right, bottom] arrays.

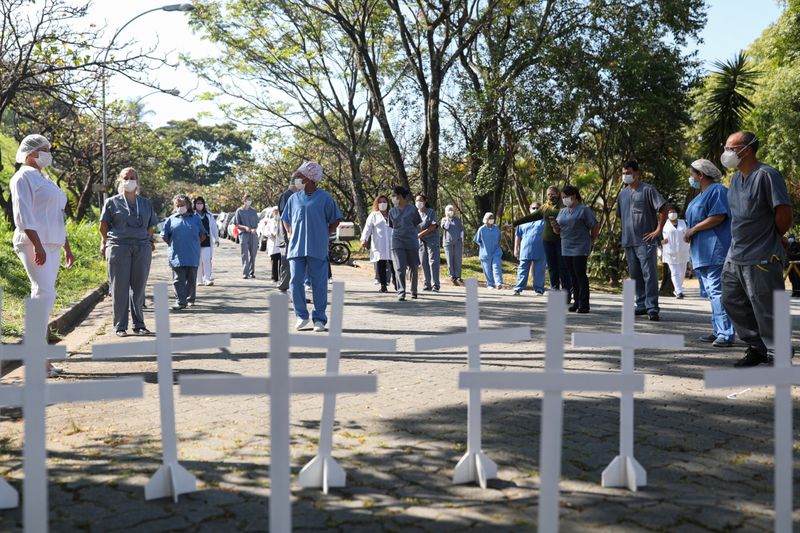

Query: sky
[[88, 0, 785, 129]]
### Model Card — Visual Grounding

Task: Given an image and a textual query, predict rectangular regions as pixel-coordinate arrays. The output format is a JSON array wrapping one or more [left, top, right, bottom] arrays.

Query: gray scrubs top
[[417, 207, 439, 246], [389, 204, 422, 250], [556, 204, 598, 257], [616, 182, 666, 248], [233, 206, 259, 229], [442, 216, 464, 245], [101, 194, 159, 245], [727, 162, 792, 265]]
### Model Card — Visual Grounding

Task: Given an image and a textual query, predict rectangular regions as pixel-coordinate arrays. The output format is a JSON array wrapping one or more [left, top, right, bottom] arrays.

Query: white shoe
[[295, 318, 310, 330], [313, 321, 327, 332], [373, 279, 380, 285]]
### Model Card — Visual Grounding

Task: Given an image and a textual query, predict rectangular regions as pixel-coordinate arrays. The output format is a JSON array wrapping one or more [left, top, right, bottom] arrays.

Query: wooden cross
[[0, 287, 20, 510]]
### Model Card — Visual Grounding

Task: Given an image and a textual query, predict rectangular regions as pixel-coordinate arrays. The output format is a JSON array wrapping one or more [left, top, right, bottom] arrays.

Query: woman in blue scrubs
[[389, 186, 422, 301], [474, 212, 504, 289]]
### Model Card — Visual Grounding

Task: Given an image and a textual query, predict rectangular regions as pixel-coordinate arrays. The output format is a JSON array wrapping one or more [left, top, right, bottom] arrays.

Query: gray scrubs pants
[[444, 240, 463, 280], [240, 232, 258, 276], [278, 253, 290, 290], [392, 247, 420, 298], [107, 243, 152, 332], [625, 243, 659, 313], [419, 241, 441, 289], [172, 266, 198, 306], [721, 260, 784, 356]]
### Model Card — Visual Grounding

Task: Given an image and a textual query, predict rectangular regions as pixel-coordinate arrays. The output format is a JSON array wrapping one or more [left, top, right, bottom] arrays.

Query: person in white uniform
[[661, 205, 691, 298], [193, 196, 220, 286], [360, 194, 396, 293]]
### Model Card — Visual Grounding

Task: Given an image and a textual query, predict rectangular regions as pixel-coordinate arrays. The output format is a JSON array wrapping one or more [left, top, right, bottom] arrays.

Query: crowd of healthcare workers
[[7, 129, 793, 374]]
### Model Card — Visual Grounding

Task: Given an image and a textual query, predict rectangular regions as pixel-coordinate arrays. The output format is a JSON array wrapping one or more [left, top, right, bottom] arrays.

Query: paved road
[[1, 239, 799, 532]]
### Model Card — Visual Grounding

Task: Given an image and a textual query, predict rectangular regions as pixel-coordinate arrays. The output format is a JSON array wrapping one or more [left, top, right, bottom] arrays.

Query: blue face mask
[[688, 176, 701, 190]]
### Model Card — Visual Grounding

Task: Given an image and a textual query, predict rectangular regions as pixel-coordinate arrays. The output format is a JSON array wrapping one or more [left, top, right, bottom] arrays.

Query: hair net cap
[[16, 134, 50, 164], [483, 212, 495, 223], [295, 161, 324, 183], [690, 159, 722, 180]]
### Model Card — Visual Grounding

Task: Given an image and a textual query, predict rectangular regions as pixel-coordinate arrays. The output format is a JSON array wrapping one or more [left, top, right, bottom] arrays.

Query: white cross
[[0, 297, 143, 533], [705, 290, 798, 533], [571, 279, 683, 490], [179, 291, 377, 533], [0, 287, 19, 510], [458, 291, 645, 533], [414, 277, 530, 488], [92, 283, 231, 502], [291, 282, 395, 493]]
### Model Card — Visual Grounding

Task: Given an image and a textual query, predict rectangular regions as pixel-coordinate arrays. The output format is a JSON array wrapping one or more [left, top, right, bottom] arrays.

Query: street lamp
[[100, 3, 195, 205], [132, 88, 181, 107]]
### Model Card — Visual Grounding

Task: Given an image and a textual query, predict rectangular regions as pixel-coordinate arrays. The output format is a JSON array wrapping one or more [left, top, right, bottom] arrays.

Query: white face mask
[[563, 197, 574, 207], [391, 196, 399, 207], [177, 205, 188, 215], [294, 178, 305, 189], [415, 201, 425, 210], [245, 199, 253, 207], [622, 174, 634, 185], [123, 179, 137, 192], [378, 202, 388, 211], [720, 149, 741, 169], [486, 218, 495, 225], [34, 151, 53, 169], [668, 212, 678, 221]]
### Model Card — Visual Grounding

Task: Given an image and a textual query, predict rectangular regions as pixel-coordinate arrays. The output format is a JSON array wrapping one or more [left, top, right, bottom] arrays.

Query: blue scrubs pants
[[513, 258, 546, 293], [625, 244, 659, 313], [290, 256, 329, 324], [695, 264, 735, 342], [481, 253, 503, 288]]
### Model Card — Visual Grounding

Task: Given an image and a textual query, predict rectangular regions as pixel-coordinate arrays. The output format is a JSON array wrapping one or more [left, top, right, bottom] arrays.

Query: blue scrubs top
[[389, 204, 422, 251], [556, 204, 598, 257], [161, 213, 207, 268], [516, 220, 545, 261], [685, 183, 732, 269], [101, 194, 159, 245], [474, 225, 502, 260], [282, 189, 343, 260], [417, 207, 439, 246]]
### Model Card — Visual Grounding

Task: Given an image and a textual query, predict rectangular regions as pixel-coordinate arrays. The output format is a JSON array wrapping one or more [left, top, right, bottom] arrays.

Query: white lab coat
[[662, 219, 690, 264], [360, 210, 393, 261], [265, 217, 281, 256], [199, 212, 220, 254]]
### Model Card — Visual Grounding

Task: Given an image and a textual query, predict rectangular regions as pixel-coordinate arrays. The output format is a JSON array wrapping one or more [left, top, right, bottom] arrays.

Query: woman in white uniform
[[661, 205, 691, 298], [360, 194, 395, 292], [193, 196, 220, 286]]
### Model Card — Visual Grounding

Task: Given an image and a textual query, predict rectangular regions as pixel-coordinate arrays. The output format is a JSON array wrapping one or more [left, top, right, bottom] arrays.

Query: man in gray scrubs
[[720, 131, 793, 367], [234, 193, 260, 278], [617, 160, 669, 321]]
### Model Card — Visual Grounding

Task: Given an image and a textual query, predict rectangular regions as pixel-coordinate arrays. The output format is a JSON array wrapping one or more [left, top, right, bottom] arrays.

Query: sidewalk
[[1, 239, 799, 531]]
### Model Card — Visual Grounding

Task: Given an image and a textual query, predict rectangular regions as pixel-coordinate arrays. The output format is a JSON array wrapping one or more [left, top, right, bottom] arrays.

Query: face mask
[[123, 180, 137, 192], [378, 202, 388, 211], [668, 212, 678, 221], [34, 151, 53, 169], [720, 149, 741, 169], [446, 210, 454, 217], [486, 218, 495, 225], [294, 178, 305, 189], [563, 197, 574, 207], [688, 176, 701, 189], [177, 206, 187, 215], [195, 203, 204, 211], [245, 199, 253, 207], [415, 201, 425, 210], [622, 174, 634, 185], [391, 196, 399, 207]]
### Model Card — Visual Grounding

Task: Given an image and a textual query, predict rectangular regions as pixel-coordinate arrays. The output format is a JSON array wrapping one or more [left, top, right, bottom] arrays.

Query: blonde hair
[[116, 167, 140, 195]]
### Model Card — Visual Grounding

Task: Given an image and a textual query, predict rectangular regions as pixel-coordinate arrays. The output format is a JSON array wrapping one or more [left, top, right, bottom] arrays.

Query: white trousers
[[14, 242, 62, 318], [668, 261, 687, 295], [197, 247, 214, 284]]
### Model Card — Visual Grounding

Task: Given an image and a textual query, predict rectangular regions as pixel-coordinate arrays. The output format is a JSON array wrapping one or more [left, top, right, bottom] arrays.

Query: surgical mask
[[688, 176, 701, 189], [177, 206, 187, 215], [294, 178, 305, 189], [378, 202, 388, 211], [563, 197, 574, 207], [622, 174, 634, 185], [195, 202, 204, 211], [486, 218, 495, 225], [245, 199, 253, 207], [668, 212, 678, 221], [415, 201, 425, 210], [123, 180, 137, 192], [720, 149, 741, 169], [34, 151, 53, 169], [391, 196, 399, 207]]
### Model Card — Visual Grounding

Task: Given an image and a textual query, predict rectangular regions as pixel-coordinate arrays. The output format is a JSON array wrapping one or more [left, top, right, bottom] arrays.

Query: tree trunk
[[426, 85, 441, 209], [348, 154, 369, 227]]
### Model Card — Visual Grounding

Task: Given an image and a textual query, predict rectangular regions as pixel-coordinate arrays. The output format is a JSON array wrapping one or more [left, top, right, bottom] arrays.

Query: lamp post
[[132, 88, 181, 107], [100, 3, 194, 205]]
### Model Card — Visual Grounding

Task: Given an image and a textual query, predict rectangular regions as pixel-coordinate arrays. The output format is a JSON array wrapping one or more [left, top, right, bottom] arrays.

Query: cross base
[[601, 454, 646, 491], [0, 478, 18, 509], [298, 454, 346, 494], [144, 462, 197, 502], [453, 451, 498, 489]]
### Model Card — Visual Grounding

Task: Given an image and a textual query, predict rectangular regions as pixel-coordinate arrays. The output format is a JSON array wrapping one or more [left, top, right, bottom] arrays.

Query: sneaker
[[373, 279, 380, 285], [423, 286, 432, 291], [512, 290, 521, 296], [712, 336, 733, 348], [411, 293, 418, 299], [535, 291, 545, 296], [313, 322, 327, 332], [243, 275, 249, 279], [115, 330, 127, 337], [568, 305, 578, 312], [697, 334, 717, 343], [734, 347, 768, 367], [133, 328, 151, 336], [432, 287, 440, 292], [295, 318, 311, 331], [187, 302, 195, 307], [634, 309, 648, 316], [249, 274, 256, 279], [398, 294, 406, 301], [379, 286, 388, 293], [207, 280, 215, 286], [172, 304, 187, 311], [675, 293, 684, 299], [648, 312, 660, 322], [457, 278, 464, 283]]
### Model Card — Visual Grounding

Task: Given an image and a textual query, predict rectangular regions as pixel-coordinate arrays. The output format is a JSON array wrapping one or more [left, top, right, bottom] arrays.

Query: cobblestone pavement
[[2, 240, 800, 532]]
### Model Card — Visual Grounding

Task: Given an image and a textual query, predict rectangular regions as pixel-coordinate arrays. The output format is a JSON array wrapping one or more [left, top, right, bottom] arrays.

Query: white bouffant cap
[[15, 134, 50, 164], [690, 159, 722, 180], [483, 212, 495, 223], [294, 160, 324, 183]]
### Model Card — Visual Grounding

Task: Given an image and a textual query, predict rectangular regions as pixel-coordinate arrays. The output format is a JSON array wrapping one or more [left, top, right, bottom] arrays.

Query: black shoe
[[398, 295, 406, 301], [250, 274, 256, 278], [576, 308, 590, 314], [423, 286, 432, 291], [697, 334, 717, 343], [648, 312, 659, 321], [634, 309, 648, 316], [379, 286, 388, 293], [675, 293, 684, 299], [734, 347, 769, 367], [568, 305, 579, 312], [411, 293, 418, 299], [432, 287, 440, 292]]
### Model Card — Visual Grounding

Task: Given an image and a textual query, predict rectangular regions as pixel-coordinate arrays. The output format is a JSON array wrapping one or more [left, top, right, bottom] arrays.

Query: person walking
[[388, 187, 422, 301], [474, 212, 504, 289], [415, 193, 440, 292], [513, 202, 546, 296], [265, 206, 282, 282], [551, 185, 599, 313], [618, 160, 669, 321], [282, 161, 343, 331], [683, 158, 735, 348], [276, 180, 300, 292], [100, 167, 159, 337], [234, 193, 259, 279], [10, 134, 73, 376], [661, 205, 690, 299], [441, 205, 464, 285], [193, 196, 219, 287], [719, 131, 793, 367], [161, 194, 207, 310], [360, 195, 396, 293]]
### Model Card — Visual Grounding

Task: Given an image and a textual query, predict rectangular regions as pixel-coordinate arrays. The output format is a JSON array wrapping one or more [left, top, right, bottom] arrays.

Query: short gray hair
[[173, 194, 192, 213]]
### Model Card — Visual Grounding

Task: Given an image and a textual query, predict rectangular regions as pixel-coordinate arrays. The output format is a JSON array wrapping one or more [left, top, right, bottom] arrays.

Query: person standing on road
[[276, 180, 299, 292], [361, 195, 396, 293], [161, 194, 207, 310], [265, 206, 282, 282], [234, 193, 259, 279], [512, 202, 546, 296], [474, 212, 504, 290], [416, 193, 440, 292], [661, 205, 690, 299], [100, 167, 159, 337], [719, 131, 793, 367], [388, 186, 422, 301], [193, 196, 219, 287], [441, 204, 464, 285], [683, 158, 735, 348], [618, 160, 669, 321], [282, 161, 343, 332]]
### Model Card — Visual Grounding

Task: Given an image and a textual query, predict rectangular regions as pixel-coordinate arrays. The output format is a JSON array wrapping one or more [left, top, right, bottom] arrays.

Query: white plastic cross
[[572, 279, 683, 490], [92, 283, 231, 502], [179, 292, 377, 533], [414, 278, 530, 488], [458, 291, 645, 533], [0, 287, 19, 510], [0, 298, 143, 533], [292, 282, 396, 493], [705, 290, 798, 533]]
